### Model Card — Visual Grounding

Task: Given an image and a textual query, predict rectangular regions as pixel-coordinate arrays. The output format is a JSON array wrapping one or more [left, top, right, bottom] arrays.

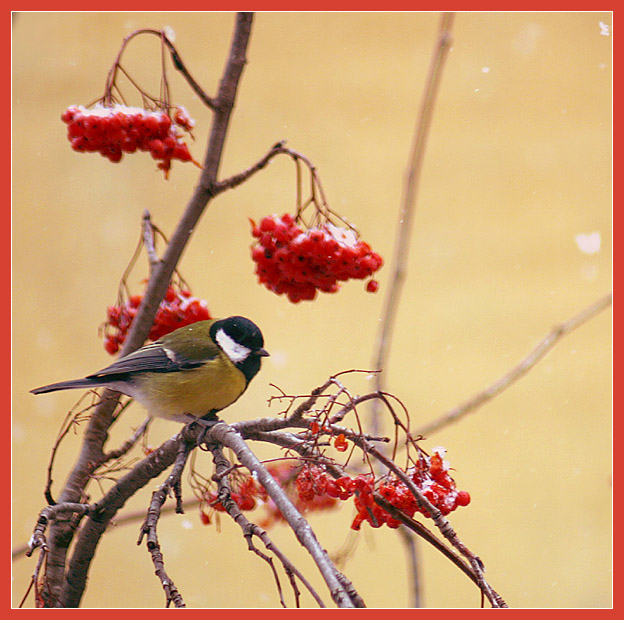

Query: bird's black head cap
[[210, 316, 269, 382]]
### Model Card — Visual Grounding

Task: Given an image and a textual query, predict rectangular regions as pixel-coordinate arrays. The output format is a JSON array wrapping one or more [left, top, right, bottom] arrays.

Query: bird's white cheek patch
[[215, 328, 251, 364]]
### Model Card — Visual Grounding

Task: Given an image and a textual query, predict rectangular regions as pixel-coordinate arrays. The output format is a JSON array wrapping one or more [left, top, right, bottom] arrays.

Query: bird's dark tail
[[30, 378, 101, 395]]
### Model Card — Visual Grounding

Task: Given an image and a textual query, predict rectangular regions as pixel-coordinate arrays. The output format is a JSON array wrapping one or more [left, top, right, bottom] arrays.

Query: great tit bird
[[30, 316, 269, 423]]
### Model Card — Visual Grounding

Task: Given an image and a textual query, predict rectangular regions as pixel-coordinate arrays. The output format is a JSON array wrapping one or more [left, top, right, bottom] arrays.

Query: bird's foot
[[184, 413, 221, 447]]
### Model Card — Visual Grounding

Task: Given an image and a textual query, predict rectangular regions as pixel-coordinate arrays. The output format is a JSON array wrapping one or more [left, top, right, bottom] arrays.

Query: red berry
[[456, 490, 471, 506], [259, 216, 277, 233], [103, 145, 122, 162], [157, 114, 172, 137], [120, 137, 138, 153], [281, 213, 295, 226], [149, 139, 165, 159], [67, 120, 86, 139], [61, 106, 80, 123], [104, 337, 119, 355], [334, 433, 349, 452], [237, 495, 256, 511], [174, 106, 195, 130], [70, 136, 88, 152], [142, 115, 160, 136], [366, 279, 379, 293], [173, 143, 192, 162]]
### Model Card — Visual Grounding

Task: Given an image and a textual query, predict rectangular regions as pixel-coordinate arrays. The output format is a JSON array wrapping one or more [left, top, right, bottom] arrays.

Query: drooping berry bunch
[[61, 104, 198, 177], [250, 213, 383, 303], [294, 450, 470, 531], [101, 283, 211, 355]]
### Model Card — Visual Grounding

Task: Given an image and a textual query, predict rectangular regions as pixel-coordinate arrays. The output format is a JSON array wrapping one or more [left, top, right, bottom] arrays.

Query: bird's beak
[[257, 348, 270, 357]]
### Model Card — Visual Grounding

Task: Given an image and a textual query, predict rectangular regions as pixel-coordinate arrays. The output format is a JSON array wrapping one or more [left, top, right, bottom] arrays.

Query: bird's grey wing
[[87, 342, 218, 378]]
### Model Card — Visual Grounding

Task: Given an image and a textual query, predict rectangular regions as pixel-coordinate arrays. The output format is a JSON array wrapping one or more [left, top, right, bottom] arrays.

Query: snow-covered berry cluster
[[294, 449, 470, 531], [351, 450, 471, 530], [102, 284, 211, 354], [250, 214, 383, 303], [61, 104, 197, 177]]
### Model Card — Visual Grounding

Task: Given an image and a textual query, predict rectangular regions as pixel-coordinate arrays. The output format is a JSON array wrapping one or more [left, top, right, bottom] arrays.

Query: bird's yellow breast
[[131, 352, 247, 422]]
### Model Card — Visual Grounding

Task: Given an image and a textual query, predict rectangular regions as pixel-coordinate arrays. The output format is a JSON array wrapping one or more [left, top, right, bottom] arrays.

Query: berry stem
[[103, 28, 215, 112]]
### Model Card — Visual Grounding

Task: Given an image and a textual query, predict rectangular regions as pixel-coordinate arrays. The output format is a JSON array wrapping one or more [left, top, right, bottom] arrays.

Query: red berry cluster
[[250, 214, 383, 303], [199, 463, 340, 529], [260, 463, 338, 528], [102, 284, 211, 355], [202, 475, 261, 524], [293, 450, 470, 531], [352, 451, 471, 530], [61, 104, 197, 177], [295, 466, 354, 502]]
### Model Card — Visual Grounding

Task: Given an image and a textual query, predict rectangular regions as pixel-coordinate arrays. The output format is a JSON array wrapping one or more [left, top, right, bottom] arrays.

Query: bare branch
[[58, 430, 188, 607], [416, 292, 613, 436], [209, 445, 326, 608], [354, 438, 504, 608], [41, 15, 255, 605], [397, 526, 422, 608], [103, 27, 216, 109], [142, 211, 160, 271], [371, 13, 455, 430], [102, 416, 151, 462], [205, 422, 363, 608], [213, 140, 286, 194], [373, 494, 507, 607], [137, 440, 193, 608]]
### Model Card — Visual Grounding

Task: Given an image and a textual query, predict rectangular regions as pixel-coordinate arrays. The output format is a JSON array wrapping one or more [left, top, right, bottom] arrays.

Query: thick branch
[[42, 14, 255, 606], [59, 432, 187, 607], [205, 422, 363, 608], [209, 445, 326, 608]]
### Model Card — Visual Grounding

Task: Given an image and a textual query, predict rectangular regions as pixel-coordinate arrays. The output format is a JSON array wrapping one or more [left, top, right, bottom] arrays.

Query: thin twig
[[104, 28, 215, 110], [103, 416, 151, 462], [58, 430, 187, 607], [416, 292, 613, 436], [137, 440, 192, 608], [373, 494, 507, 607], [213, 140, 286, 194], [142, 211, 160, 271], [44, 393, 99, 506], [21, 547, 48, 608], [27, 503, 93, 557], [371, 12, 455, 431], [397, 526, 422, 608]]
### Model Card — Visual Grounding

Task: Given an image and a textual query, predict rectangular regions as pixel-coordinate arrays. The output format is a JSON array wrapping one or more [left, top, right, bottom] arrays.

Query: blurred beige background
[[12, 12, 611, 608]]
